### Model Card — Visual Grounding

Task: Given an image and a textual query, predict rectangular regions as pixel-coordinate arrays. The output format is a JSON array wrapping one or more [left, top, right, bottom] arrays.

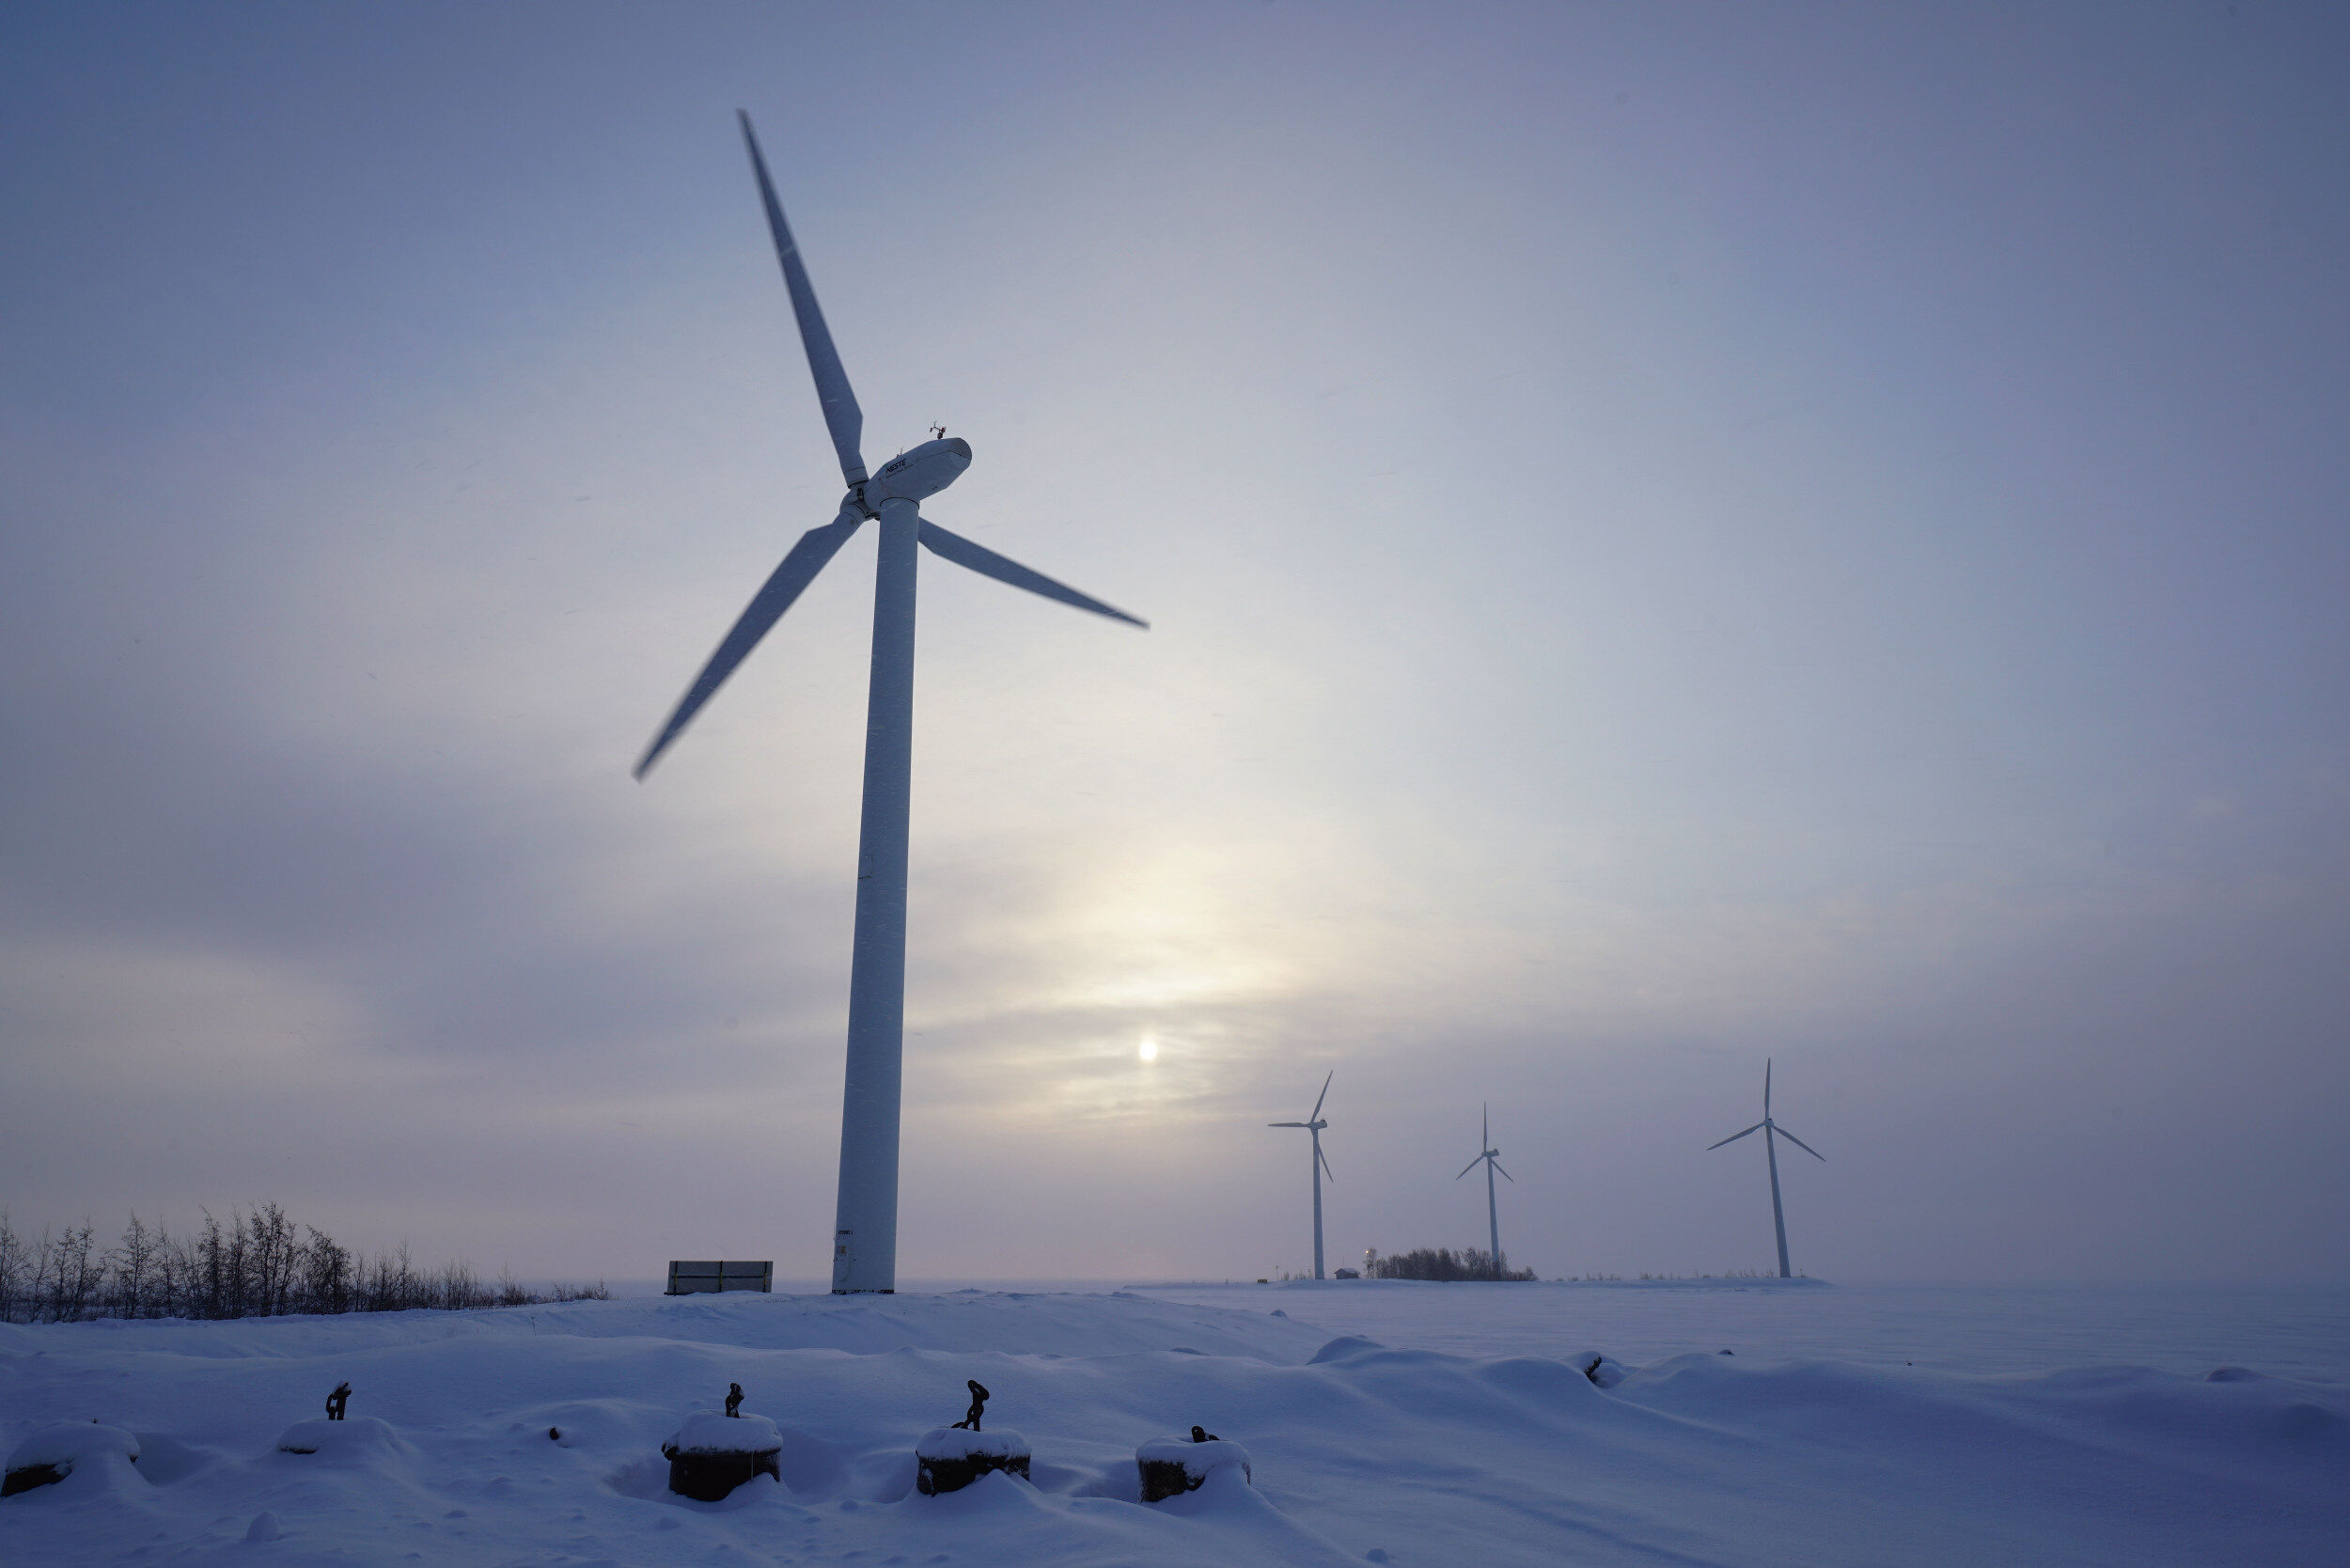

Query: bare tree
[[0, 1212, 26, 1324], [41, 1223, 102, 1321], [106, 1213, 158, 1318], [0, 1202, 601, 1320]]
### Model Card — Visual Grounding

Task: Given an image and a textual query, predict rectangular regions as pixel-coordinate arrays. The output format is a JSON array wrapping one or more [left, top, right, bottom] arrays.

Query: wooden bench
[[664, 1260, 774, 1294]]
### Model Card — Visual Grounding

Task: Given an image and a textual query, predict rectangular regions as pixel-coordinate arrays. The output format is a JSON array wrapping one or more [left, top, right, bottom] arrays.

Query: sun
[[1138, 1039, 1159, 1062]]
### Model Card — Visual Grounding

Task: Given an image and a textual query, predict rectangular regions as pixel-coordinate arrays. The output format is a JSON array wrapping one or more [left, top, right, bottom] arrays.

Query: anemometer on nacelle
[[863, 435, 973, 509]]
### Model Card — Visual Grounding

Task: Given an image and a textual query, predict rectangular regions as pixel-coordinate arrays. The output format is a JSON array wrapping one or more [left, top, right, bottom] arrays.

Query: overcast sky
[[3, 2, 2345, 1285]]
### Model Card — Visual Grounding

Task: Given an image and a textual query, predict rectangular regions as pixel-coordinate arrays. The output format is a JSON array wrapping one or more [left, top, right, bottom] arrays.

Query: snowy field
[[1134, 1278, 2350, 1380], [4, 1281, 2343, 1566]]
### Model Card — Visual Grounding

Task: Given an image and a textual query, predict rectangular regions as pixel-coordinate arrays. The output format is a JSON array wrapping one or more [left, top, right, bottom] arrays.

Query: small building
[[665, 1260, 774, 1295]]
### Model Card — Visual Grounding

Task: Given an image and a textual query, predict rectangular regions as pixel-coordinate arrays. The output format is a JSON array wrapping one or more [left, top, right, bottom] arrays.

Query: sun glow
[[1138, 1039, 1159, 1062]]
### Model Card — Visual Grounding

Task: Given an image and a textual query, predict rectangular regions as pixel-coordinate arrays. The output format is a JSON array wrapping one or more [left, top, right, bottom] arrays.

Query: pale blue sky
[[3, 2, 2345, 1281]]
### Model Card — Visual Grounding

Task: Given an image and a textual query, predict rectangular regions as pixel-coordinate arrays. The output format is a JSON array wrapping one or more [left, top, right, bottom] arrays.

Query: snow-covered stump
[[1136, 1435, 1251, 1503], [914, 1428, 1030, 1496], [4, 1423, 140, 1497], [661, 1413, 782, 1502]]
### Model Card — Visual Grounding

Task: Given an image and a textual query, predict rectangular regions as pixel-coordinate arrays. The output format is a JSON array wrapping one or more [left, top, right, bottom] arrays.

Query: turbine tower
[[635, 115, 1146, 1294], [1455, 1103, 1513, 1273], [1269, 1072, 1335, 1280], [1706, 1058, 1825, 1278]]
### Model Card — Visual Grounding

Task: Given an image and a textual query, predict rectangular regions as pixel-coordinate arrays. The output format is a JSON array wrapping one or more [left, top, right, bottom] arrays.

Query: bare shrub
[[0, 1203, 602, 1321]]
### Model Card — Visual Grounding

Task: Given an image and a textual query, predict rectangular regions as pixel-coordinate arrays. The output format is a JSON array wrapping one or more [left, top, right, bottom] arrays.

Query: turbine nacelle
[[862, 435, 972, 509]]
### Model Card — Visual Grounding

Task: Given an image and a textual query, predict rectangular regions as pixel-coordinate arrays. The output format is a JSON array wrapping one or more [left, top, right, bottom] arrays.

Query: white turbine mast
[[1454, 1102, 1513, 1272], [1268, 1072, 1335, 1280], [1706, 1058, 1825, 1279], [634, 114, 1147, 1294]]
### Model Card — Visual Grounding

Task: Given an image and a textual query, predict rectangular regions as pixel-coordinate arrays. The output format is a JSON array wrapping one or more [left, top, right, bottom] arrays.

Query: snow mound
[[1136, 1435, 1248, 1472], [916, 1425, 1029, 1460], [666, 1412, 783, 1455], [7, 1422, 139, 1472], [915, 1464, 1049, 1515], [3, 1422, 145, 1501], [521, 1289, 1332, 1360], [1307, 1335, 1385, 1364], [273, 1416, 404, 1460]]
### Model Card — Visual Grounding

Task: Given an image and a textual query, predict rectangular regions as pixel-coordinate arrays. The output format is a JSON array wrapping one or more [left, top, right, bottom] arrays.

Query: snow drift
[[0, 1286, 2341, 1565]]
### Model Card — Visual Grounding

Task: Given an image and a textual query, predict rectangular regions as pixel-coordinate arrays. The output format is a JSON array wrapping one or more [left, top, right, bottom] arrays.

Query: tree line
[[1363, 1246, 1537, 1282], [0, 1205, 607, 1324]]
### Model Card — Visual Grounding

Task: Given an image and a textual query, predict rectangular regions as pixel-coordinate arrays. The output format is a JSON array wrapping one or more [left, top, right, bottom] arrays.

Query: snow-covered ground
[[3, 1281, 2342, 1565], [1133, 1278, 2350, 1379]]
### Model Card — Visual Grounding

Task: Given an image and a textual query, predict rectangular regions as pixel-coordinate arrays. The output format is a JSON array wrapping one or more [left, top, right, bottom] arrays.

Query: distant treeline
[[1365, 1247, 1537, 1282], [0, 1205, 608, 1325]]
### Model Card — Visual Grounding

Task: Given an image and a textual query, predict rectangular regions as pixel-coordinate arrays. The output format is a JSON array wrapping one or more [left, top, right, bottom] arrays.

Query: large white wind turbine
[[1455, 1102, 1513, 1271], [1268, 1072, 1335, 1280], [635, 115, 1146, 1294], [1706, 1058, 1825, 1279]]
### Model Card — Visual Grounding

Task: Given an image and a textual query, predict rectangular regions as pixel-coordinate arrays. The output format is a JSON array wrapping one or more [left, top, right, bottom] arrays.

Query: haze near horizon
[[2, 2, 2345, 1286]]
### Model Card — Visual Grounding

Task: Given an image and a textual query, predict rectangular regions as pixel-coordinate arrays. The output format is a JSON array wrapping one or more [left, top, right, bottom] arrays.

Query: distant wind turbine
[[1455, 1103, 1513, 1271], [1268, 1072, 1335, 1280], [1706, 1058, 1825, 1279], [634, 114, 1146, 1294]]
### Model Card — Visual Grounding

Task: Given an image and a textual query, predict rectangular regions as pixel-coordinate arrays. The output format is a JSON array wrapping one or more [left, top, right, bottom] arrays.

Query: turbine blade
[[738, 112, 866, 487], [634, 515, 861, 778], [1268, 1121, 1308, 1128], [1456, 1155, 1483, 1180], [1707, 1121, 1765, 1151], [1482, 1102, 1490, 1145], [1318, 1142, 1335, 1182], [1776, 1126, 1826, 1161], [1495, 1162, 1515, 1183], [917, 521, 1147, 627], [1764, 1058, 1773, 1116], [1310, 1070, 1333, 1123]]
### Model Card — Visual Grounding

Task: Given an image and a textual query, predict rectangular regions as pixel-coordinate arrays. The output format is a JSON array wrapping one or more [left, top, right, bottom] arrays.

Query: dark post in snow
[[1137, 1430, 1251, 1503], [917, 1381, 1026, 1495], [324, 1383, 351, 1421], [664, 1408, 783, 1502], [951, 1379, 989, 1432]]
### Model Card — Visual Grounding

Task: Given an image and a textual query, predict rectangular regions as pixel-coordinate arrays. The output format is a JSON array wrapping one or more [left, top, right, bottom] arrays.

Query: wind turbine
[[1706, 1058, 1825, 1279], [1455, 1103, 1513, 1273], [1268, 1072, 1335, 1280], [634, 114, 1146, 1294]]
